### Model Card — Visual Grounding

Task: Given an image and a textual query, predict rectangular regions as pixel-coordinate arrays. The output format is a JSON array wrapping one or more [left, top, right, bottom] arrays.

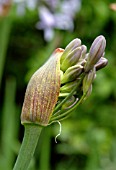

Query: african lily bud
[[95, 57, 108, 71], [61, 64, 83, 84], [21, 35, 108, 126], [83, 67, 96, 95], [60, 80, 79, 93], [21, 48, 64, 126], [79, 45, 87, 60], [60, 47, 82, 71], [60, 38, 81, 64], [85, 35, 106, 72]]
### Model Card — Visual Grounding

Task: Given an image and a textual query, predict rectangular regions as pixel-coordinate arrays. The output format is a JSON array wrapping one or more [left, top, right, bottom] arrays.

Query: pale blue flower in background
[[55, 13, 74, 30], [45, 0, 60, 10], [14, 0, 37, 9], [36, 0, 81, 41], [35, 5, 74, 41], [12, 0, 81, 41], [61, 0, 81, 17], [14, 0, 25, 16], [38, 6, 55, 29], [36, 6, 55, 41]]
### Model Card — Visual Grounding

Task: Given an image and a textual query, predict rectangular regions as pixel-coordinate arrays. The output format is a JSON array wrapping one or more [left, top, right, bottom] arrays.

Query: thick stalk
[[39, 127, 51, 170], [13, 124, 43, 170], [0, 17, 12, 86]]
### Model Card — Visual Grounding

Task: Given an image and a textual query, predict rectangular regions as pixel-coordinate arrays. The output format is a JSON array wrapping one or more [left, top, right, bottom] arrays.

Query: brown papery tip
[[54, 48, 64, 53]]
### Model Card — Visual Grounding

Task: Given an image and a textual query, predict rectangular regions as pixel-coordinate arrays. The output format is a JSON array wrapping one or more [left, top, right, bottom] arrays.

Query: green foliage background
[[0, 0, 116, 170]]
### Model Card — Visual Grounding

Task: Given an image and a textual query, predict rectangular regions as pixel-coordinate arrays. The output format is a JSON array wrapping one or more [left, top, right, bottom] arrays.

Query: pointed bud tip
[[85, 35, 106, 72], [92, 35, 106, 49], [65, 38, 82, 52], [73, 38, 81, 45], [95, 35, 106, 48], [95, 57, 108, 71]]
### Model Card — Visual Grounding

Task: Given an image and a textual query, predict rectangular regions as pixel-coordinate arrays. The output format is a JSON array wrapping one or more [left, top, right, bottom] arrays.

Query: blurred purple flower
[[61, 0, 81, 17], [45, 0, 60, 10], [36, 0, 81, 41], [37, 6, 55, 29], [36, 6, 55, 41], [13, 0, 81, 41]]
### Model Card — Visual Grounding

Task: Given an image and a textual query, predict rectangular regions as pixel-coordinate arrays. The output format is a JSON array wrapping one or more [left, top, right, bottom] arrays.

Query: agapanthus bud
[[21, 35, 108, 126], [60, 80, 79, 93], [83, 67, 96, 94], [61, 64, 83, 84], [80, 45, 87, 60], [60, 47, 82, 71], [95, 57, 108, 71], [60, 38, 81, 64], [21, 48, 64, 126], [85, 35, 106, 72]]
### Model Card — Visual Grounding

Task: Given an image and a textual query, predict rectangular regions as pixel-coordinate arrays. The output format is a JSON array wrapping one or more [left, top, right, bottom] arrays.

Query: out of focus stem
[[0, 16, 12, 86], [13, 124, 43, 170]]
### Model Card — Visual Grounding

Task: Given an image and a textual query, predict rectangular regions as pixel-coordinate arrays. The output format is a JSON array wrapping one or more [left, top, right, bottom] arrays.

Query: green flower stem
[[51, 92, 86, 122], [53, 73, 85, 114], [13, 124, 43, 170]]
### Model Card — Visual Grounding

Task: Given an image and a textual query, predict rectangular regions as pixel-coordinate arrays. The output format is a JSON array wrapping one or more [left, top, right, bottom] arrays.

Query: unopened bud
[[61, 64, 83, 84], [83, 67, 96, 94], [85, 35, 106, 72], [20, 36, 108, 126], [80, 45, 87, 60], [60, 38, 81, 64], [60, 47, 82, 71], [21, 49, 63, 126], [95, 57, 108, 71]]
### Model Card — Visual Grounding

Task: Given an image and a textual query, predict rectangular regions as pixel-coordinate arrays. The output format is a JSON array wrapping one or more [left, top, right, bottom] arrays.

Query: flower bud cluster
[[21, 35, 108, 126], [60, 35, 107, 94], [52, 35, 108, 122]]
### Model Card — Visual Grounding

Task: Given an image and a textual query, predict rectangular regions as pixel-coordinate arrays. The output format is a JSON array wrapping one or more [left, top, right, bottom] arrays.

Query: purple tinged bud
[[95, 57, 108, 71], [60, 47, 82, 71], [65, 38, 82, 52], [20, 36, 108, 126], [83, 67, 96, 94], [85, 35, 106, 72], [21, 49, 63, 126], [60, 38, 81, 64], [80, 45, 87, 60], [61, 64, 83, 84]]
